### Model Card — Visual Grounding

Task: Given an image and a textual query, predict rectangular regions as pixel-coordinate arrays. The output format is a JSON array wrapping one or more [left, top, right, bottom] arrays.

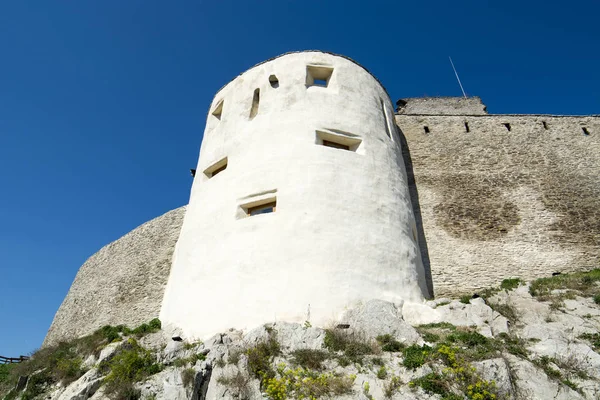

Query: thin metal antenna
[[449, 56, 467, 98]]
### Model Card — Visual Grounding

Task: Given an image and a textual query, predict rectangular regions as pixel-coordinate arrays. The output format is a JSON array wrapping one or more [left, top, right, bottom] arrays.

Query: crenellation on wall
[[396, 113, 600, 296], [396, 96, 488, 115]]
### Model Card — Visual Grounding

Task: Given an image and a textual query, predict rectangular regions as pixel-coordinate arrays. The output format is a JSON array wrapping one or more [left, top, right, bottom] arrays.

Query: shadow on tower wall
[[397, 126, 434, 299]]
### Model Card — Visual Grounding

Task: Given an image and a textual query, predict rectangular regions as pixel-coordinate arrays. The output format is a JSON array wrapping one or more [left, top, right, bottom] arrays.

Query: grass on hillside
[[0, 318, 162, 400]]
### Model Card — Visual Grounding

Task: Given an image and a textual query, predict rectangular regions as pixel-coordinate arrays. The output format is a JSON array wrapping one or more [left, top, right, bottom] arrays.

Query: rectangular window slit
[[542, 121, 548, 130], [582, 127, 590, 136], [306, 65, 334, 88], [212, 100, 224, 120], [380, 98, 392, 139], [249, 88, 260, 119], [323, 140, 350, 150], [204, 157, 228, 178], [424, 126, 430, 134], [316, 130, 362, 152], [503, 123, 511, 131], [464, 122, 470, 133], [247, 201, 276, 216]]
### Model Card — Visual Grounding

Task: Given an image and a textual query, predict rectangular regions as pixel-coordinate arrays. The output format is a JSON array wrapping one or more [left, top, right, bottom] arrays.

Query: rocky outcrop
[[9, 273, 599, 400], [43, 206, 186, 346]]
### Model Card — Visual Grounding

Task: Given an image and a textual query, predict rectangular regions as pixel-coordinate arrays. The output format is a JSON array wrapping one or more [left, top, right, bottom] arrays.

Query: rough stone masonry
[[44, 55, 600, 346]]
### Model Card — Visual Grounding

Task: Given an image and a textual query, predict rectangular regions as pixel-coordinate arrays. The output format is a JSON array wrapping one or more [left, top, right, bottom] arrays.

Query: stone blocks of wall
[[396, 97, 488, 115], [43, 206, 186, 346], [397, 114, 600, 296]]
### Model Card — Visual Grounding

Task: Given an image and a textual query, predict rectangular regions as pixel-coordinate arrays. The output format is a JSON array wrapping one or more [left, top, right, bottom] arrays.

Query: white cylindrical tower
[[160, 51, 427, 339]]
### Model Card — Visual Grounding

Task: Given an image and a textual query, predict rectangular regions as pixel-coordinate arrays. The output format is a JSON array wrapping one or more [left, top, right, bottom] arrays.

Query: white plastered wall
[[160, 52, 427, 339]]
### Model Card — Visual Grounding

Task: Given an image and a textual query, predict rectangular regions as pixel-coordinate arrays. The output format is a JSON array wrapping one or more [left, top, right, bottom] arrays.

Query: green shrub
[[448, 331, 489, 348], [594, 294, 600, 305], [579, 332, 600, 350], [101, 338, 161, 399], [376, 366, 387, 379], [246, 332, 281, 385], [530, 269, 600, 297], [409, 373, 448, 395], [459, 295, 472, 304], [376, 334, 405, 352], [264, 366, 355, 400], [148, 318, 161, 331], [290, 349, 329, 370], [0, 363, 14, 385], [383, 376, 402, 399], [402, 344, 431, 370], [500, 278, 522, 291], [422, 332, 440, 342], [323, 329, 373, 364]]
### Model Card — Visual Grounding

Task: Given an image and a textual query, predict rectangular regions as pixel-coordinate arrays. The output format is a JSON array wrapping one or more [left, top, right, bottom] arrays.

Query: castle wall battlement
[[396, 96, 488, 115]]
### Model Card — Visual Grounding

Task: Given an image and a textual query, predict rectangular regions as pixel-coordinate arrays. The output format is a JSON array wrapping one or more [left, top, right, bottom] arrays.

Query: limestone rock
[[472, 357, 513, 399], [56, 369, 102, 400], [341, 299, 420, 345], [138, 368, 189, 400], [504, 353, 585, 400], [244, 322, 326, 351]]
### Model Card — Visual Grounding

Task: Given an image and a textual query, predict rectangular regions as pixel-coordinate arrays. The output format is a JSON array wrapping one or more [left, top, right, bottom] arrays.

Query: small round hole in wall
[[269, 75, 279, 88]]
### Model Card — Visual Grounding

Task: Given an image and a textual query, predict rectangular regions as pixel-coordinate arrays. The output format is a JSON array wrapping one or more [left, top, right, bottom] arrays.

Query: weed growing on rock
[[422, 332, 440, 342], [460, 295, 472, 304], [246, 331, 281, 387], [376, 365, 387, 379], [578, 332, 600, 350], [216, 370, 252, 398], [323, 329, 373, 364], [533, 356, 562, 380], [487, 301, 519, 323], [264, 364, 355, 400], [561, 379, 580, 393], [227, 349, 242, 365], [290, 349, 329, 370], [497, 333, 528, 358], [181, 368, 196, 388], [500, 278, 523, 291], [530, 269, 600, 298], [417, 322, 457, 331], [402, 344, 432, 369], [173, 353, 205, 368], [376, 334, 405, 352], [409, 373, 449, 396], [6, 342, 85, 398], [383, 376, 403, 399], [100, 338, 162, 399]]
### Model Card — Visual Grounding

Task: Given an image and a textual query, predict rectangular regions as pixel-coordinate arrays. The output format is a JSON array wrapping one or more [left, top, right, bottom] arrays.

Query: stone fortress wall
[[43, 52, 600, 345], [43, 207, 186, 346], [396, 98, 600, 296], [159, 52, 427, 340]]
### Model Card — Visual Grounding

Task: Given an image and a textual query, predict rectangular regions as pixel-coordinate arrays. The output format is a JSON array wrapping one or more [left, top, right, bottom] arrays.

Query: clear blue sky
[[0, 0, 598, 356]]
